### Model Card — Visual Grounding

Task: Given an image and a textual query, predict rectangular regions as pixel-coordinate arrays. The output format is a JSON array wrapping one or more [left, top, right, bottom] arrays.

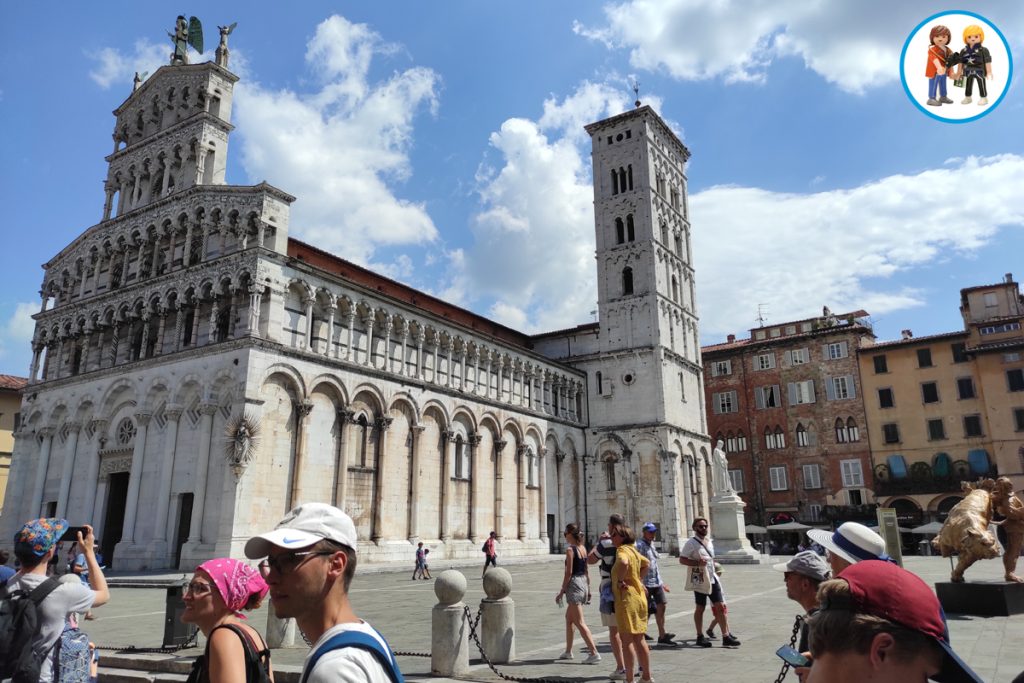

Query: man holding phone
[[5, 518, 109, 682]]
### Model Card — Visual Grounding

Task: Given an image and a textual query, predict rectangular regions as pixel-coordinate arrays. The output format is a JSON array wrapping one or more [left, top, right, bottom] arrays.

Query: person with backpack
[[1, 518, 109, 683], [181, 557, 273, 683], [245, 503, 404, 683]]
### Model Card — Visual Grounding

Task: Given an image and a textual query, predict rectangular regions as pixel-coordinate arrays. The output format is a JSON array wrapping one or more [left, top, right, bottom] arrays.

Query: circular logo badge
[[900, 10, 1012, 123]]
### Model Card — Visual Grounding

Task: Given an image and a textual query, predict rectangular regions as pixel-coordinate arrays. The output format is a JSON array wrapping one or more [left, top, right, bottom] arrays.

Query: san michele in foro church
[[0, 26, 712, 571]]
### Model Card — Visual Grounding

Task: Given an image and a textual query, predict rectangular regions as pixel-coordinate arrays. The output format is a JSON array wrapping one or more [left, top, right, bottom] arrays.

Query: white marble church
[[0, 25, 713, 570]]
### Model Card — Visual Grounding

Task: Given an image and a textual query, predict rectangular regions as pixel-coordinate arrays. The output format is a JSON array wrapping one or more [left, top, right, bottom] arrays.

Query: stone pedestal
[[480, 567, 515, 663], [936, 580, 1024, 617], [709, 493, 759, 564], [432, 570, 470, 677]]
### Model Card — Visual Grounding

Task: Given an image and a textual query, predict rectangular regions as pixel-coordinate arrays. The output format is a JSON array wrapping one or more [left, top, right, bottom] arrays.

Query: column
[[460, 349, 469, 389], [333, 409, 354, 506], [474, 352, 482, 395], [554, 450, 565, 548], [29, 429, 55, 517], [102, 186, 114, 221], [55, 422, 81, 518], [152, 407, 182, 543], [54, 336, 65, 379], [83, 420, 108, 525], [139, 313, 151, 359], [207, 295, 220, 345], [382, 321, 393, 373], [364, 318, 375, 367], [408, 425, 424, 541], [324, 297, 336, 357], [29, 344, 41, 383], [661, 450, 682, 550], [493, 439, 506, 540], [483, 354, 493, 399], [574, 455, 584, 529], [183, 221, 194, 267], [415, 330, 425, 379], [153, 308, 167, 356], [397, 323, 409, 375], [432, 339, 440, 383], [370, 417, 392, 542], [187, 404, 217, 543], [469, 434, 482, 542], [445, 341, 455, 388], [161, 158, 172, 196], [538, 447, 548, 543], [516, 445, 526, 540], [439, 431, 454, 541], [303, 296, 315, 350], [345, 311, 356, 360], [190, 298, 202, 346], [172, 303, 185, 351], [248, 284, 265, 336], [200, 226, 211, 262], [287, 401, 315, 510], [120, 412, 152, 544]]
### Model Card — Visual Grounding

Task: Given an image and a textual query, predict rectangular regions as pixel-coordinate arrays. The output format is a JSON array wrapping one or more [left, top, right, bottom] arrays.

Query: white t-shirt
[[681, 535, 719, 588], [6, 572, 95, 682], [304, 620, 396, 683]]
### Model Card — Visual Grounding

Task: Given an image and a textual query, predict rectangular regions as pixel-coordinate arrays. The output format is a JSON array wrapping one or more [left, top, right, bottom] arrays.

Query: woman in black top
[[555, 523, 602, 664]]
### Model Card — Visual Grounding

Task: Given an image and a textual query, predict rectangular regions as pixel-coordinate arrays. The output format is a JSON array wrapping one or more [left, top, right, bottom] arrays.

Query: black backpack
[[0, 577, 62, 683]]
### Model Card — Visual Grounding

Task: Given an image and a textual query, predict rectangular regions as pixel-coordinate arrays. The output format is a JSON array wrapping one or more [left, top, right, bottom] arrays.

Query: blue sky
[[2, 2, 1024, 377]]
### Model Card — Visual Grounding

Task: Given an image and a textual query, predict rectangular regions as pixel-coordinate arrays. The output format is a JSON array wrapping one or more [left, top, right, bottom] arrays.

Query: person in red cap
[[806, 560, 983, 683]]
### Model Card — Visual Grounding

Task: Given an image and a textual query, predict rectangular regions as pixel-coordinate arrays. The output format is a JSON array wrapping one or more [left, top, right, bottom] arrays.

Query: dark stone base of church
[[936, 580, 1024, 617]]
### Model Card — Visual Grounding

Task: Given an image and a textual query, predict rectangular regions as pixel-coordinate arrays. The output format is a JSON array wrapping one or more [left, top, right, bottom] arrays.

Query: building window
[[626, 214, 635, 241], [736, 432, 748, 451], [984, 292, 999, 307], [963, 414, 984, 438], [835, 418, 848, 443], [711, 360, 732, 377], [1008, 369, 1024, 392], [846, 417, 860, 442], [796, 423, 809, 446], [927, 418, 946, 441], [917, 348, 933, 368], [951, 343, 969, 363], [1014, 408, 1024, 432], [765, 427, 787, 449], [883, 423, 900, 444], [789, 348, 809, 365], [826, 341, 849, 359], [713, 391, 738, 414], [728, 469, 744, 493], [755, 385, 781, 409], [878, 387, 895, 409], [873, 355, 888, 373], [595, 371, 603, 395], [803, 464, 822, 489], [726, 432, 737, 452], [848, 489, 864, 505], [807, 504, 823, 522], [827, 375, 856, 400], [1005, 353, 1022, 363], [679, 372, 686, 402], [841, 459, 864, 487], [615, 218, 624, 244], [957, 377, 975, 400], [788, 380, 816, 405], [605, 458, 616, 491], [921, 382, 940, 404], [622, 267, 634, 296], [981, 322, 1022, 335], [769, 466, 788, 491], [755, 353, 776, 370]]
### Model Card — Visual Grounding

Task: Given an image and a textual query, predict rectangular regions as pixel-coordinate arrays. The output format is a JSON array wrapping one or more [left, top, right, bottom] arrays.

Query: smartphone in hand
[[60, 526, 89, 542], [776, 645, 810, 667]]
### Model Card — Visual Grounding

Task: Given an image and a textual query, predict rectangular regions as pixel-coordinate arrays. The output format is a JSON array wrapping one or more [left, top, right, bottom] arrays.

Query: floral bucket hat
[[15, 517, 69, 558]]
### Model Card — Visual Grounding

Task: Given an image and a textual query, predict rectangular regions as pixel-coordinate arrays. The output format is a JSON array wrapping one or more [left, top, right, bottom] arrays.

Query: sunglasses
[[184, 581, 213, 596], [264, 549, 336, 574]]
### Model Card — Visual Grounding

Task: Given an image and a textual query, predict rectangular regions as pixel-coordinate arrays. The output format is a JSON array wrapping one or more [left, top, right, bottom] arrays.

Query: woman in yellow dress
[[611, 524, 653, 683]]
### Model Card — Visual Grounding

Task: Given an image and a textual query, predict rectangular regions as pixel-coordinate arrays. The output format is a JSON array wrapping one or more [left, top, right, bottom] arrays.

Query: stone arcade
[[1, 27, 714, 570]]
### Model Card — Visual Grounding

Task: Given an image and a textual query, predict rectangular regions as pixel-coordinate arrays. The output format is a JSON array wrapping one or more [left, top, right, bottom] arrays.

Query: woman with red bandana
[[182, 557, 274, 683]]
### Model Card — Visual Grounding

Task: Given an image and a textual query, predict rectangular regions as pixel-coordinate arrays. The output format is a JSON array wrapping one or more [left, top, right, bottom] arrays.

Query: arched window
[[932, 452, 952, 477], [764, 427, 774, 449], [618, 168, 627, 194], [611, 169, 619, 195], [622, 267, 634, 296], [671, 276, 679, 303], [835, 417, 847, 443], [660, 222, 668, 245], [615, 218, 624, 244], [796, 423, 808, 447], [846, 417, 860, 442], [725, 431, 736, 452], [627, 165, 633, 190], [605, 457, 617, 491], [775, 426, 786, 449], [454, 434, 465, 478], [736, 431, 748, 451], [626, 214, 635, 241], [596, 371, 603, 395], [357, 414, 370, 466], [675, 234, 683, 259]]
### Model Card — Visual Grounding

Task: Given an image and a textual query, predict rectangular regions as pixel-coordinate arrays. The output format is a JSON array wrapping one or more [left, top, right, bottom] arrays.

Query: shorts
[[600, 609, 617, 627], [693, 581, 724, 607], [566, 574, 588, 605], [484, 555, 497, 568], [647, 585, 667, 605]]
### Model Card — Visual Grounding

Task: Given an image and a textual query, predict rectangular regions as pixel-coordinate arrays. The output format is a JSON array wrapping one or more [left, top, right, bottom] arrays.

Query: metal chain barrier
[[773, 614, 805, 683], [461, 604, 564, 683], [96, 628, 200, 654]]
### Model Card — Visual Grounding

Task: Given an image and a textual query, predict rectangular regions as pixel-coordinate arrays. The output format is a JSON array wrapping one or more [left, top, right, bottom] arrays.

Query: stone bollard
[[480, 567, 515, 663], [266, 607, 297, 648], [432, 569, 470, 677]]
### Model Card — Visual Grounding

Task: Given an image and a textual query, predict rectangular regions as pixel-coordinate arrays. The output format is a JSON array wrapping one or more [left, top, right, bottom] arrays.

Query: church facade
[[1, 39, 713, 570]]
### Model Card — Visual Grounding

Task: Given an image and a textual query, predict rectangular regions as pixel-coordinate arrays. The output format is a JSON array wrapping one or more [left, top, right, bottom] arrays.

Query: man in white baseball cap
[[806, 522, 892, 577], [245, 503, 405, 682]]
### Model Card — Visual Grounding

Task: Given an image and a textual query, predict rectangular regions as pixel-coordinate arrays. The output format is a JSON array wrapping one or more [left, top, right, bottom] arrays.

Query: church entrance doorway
[[174, 493, 193, 568], [102, 471, 129, 566]]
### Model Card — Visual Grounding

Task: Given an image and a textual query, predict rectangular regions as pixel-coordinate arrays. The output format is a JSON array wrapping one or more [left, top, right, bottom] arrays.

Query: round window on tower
[[622, 372, 635, 385], [616, 133, 624, 142]]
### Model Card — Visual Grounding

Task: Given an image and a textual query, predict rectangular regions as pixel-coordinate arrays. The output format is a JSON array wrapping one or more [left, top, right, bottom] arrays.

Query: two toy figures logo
[[900, 11, 1012, 123]]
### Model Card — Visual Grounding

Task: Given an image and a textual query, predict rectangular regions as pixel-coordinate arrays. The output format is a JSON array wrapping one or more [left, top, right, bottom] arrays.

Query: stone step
[[97, 652, 194, 674], [97, 666, 189, 683]]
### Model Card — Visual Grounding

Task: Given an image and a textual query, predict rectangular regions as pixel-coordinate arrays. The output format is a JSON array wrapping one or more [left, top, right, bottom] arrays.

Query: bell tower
[[101, 18, 239, 222]]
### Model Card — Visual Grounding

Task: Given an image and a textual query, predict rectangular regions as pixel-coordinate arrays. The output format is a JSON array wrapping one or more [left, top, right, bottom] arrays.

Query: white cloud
[[0, 302, 38, 375], [691, 154, 1024, 339], [453, 82, 632, 333], [577, 1, 1024, 94], [87, 40, 182, 90], [233, 15, 440, 264]]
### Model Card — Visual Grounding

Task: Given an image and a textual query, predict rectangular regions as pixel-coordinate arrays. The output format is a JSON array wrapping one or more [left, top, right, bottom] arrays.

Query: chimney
[[727, 334, 736, 343], [901, 329, 913, 340], [1006, 273, 1014, 283]]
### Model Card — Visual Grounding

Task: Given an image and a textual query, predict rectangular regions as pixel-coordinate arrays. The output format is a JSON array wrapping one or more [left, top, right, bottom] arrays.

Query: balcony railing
[[873, 462, 998, 497]]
